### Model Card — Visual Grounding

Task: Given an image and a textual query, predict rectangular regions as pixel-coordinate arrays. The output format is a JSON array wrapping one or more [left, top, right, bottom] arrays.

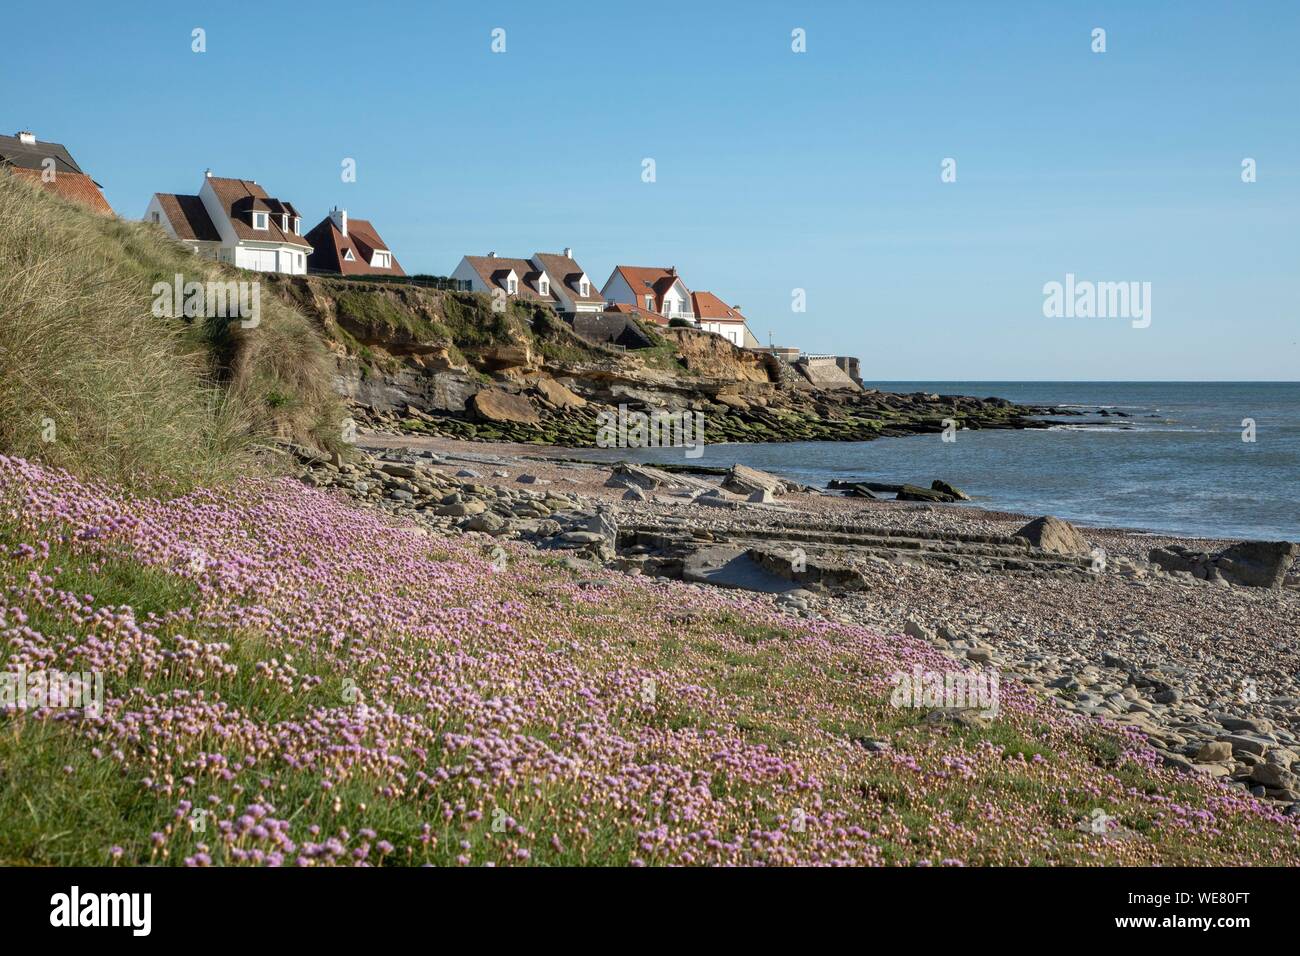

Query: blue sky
[[4, 0, 1297, 380]]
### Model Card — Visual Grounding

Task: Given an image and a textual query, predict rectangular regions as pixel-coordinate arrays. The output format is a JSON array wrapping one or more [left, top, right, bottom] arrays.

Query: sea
[[572, 382, 1300, 542]]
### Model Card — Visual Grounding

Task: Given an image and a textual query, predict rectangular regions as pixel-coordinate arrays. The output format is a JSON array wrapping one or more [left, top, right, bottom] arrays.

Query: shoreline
[[297, 430, 1300, 810], [365, 431, 1286, 546]]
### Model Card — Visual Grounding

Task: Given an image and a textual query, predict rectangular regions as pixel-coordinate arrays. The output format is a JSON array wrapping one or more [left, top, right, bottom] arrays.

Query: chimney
[[563, 247, 573, 259], [668, 266, 677, 276], [17, 131, 36, 145], [733, 304, 742, 311], [204, 168, 213, 178], [487, 251, 495, 258], [329, 206, 347, 236]]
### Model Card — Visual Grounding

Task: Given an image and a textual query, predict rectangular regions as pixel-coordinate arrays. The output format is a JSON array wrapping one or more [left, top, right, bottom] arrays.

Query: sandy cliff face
[[267, 275, 1047, 447], [659, 327, 774, 384]]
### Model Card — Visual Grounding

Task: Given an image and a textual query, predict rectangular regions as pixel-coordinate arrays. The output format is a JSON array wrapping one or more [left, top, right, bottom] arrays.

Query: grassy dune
[[0, 171, 344, 492]]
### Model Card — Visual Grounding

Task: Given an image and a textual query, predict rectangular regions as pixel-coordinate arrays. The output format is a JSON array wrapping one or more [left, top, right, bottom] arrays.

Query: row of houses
[[450, 254, 761, 348], [144, 171, 404, 279], [2, 129, 796, 356]]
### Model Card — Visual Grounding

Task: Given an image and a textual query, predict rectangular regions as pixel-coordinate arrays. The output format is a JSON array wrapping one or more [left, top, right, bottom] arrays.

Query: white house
[[144, 171, 311, 274], [451, 248, 605, 313], [691, 291, 759, 348], [600, 265, 695, 325]]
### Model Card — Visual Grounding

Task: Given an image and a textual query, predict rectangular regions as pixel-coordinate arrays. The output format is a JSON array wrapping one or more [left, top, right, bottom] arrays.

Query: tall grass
[[0, 171, 343, 491]]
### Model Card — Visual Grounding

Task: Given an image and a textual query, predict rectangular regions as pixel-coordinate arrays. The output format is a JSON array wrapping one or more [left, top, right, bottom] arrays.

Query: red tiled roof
[[9, 167, 113, 215], [305, 216, 405, 276], [152, 193, 220, 241], [690, 290, 746, 322], [611, 265, 689, 312], [206, 176, 310, 247]]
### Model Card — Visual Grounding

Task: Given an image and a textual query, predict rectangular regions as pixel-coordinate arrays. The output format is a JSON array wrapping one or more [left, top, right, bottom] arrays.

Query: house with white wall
[[691, 291, 759, 348], [600, 265, 695, 325], [144, 171, 310, 274], [451, 248, 604, 314]]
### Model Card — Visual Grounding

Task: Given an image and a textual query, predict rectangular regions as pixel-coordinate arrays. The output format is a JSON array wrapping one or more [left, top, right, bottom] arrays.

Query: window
[[293, 217, 301, 235], [342, 248, 355, 261], [150, 211, 160, 224], [374, 252, 391, 268], [252, 212, 268, 230], [281, 214, 289, 232], [507, 277, 518, 294], [580, 279, 589, 296], [539, 278, 549, 295], [644, 294, 653, 309]]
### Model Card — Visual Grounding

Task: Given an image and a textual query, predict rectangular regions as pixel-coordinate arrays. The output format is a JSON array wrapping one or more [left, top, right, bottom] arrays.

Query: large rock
[[479, 345, 534, 371], [534, 377, 587, 409], [931, 480, 970, 501], [722, 464, 798, 497], [1214, 541, 1297, 589], [469, 388, 541, 425], [1149, 540, 1297, 589], [1013, 515, 1090, 555], [749, 547, 867, 592]]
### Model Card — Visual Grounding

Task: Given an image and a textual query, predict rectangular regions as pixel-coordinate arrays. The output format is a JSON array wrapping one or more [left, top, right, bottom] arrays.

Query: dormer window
[[539, 277, 549, 296], [252, 212, 268, 230], [507, 277, 518, 294], [293, 217, 301, 235], [373, 251, 391, 269], [644, 294, 654, 309], [281, 214, 289, 232], [579, 278, 590, 297]]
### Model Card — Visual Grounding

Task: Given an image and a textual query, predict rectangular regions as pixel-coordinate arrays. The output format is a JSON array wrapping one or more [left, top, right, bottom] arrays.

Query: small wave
[[1055, 404, 1149, 410]]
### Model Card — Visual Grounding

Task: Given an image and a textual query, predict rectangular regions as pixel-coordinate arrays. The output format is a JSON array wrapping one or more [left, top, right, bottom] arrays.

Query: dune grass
[[0, 171, 344, 492]]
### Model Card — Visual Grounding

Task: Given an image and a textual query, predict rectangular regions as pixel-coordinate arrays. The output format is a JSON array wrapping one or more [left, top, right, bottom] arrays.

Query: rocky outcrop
[[897, 484, 957, 503], [270, 274, 1058, 449], [1013, 516, 1090, 555], [1149, 540, 1297, 589]]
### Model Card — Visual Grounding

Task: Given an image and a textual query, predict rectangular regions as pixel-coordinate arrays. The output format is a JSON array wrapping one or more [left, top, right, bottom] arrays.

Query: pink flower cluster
[[2, 454, 1297, 866]]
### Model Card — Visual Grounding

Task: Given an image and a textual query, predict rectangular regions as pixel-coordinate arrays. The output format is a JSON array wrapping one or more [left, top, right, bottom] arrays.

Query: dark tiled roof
[[531, 252, 603, 304], [0, 133, 86, 176], [463, 255, 556, 303]]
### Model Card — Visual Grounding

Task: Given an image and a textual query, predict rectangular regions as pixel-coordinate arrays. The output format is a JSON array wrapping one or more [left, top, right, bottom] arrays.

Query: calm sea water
[[575, 382, 1300, 541]]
